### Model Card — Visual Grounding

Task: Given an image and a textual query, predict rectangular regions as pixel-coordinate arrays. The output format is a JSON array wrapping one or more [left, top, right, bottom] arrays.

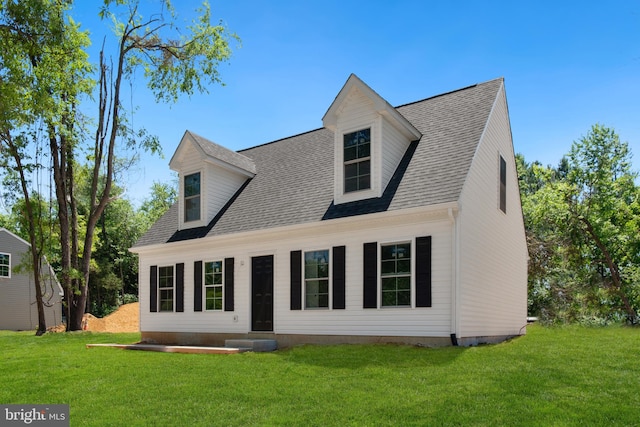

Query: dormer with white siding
[[169, 131, 256, 230], [323, 74, 422, 205]]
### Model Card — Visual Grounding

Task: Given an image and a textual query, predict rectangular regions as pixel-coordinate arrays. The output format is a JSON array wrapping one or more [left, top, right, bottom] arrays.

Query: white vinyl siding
[[456, 84, 528, 339], [0, 253, 10, 278], [205, 163, 247, 224], [381, 117, 411, 191], [176, 136, 250, 231], [0, 229, 63, 330], [334, 86, 380, 204], [137, 207, 453, 337]]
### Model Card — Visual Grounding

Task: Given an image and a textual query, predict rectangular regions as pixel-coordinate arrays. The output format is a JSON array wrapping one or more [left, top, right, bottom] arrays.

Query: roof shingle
[[133, 78, 503, 248]]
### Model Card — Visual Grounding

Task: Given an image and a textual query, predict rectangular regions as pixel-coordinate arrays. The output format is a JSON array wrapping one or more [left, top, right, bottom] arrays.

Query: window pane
[[306, 294, 319, 308], [358, 175, 370, 191], [382, 290, 396, 307], [0, 266, 8, 277], [397, 243, 410, 258], [345, 163, 358, 179], [345, 177, 358, 193], [318, 295, 329, 308], [397, 276, 411, 290], [185, 197, 200, 222], [358, 143, 370, 159], [306, 280, 320, 294], [397, 290, 411, 306], [382, 277, 396, 291], [380, 243, 411, 307], [397, 260, 411, 274], [381, 260, 396, 276], [344, 146, 358, 162], [359, 160, 370, 175], [184, 173, 200, 197], [160, 289, 173, 311]]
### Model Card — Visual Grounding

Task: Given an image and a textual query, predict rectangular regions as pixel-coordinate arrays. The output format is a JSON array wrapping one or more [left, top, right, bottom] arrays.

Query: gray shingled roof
[[176, 131, 257, 175], [134, 78, 503, 248]]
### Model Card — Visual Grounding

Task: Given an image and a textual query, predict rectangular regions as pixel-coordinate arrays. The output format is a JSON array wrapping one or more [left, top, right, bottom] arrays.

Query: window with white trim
[[184, 172, 201, 222], [158, 266, 174, 312], [0, 253, 10, 278], [381, 242, 411, 307], [204, 260, 224, 310], [344, 128, 371, 193], [304, 250, 329, 308]]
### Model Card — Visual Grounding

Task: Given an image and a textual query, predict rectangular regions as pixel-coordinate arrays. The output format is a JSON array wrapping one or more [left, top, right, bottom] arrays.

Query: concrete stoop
[[225, 339, 277, 352], [86, 339, 277, 354]]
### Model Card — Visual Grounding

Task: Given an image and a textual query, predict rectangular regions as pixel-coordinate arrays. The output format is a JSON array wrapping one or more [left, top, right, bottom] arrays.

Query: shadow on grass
[[272, 343, 468, 370]]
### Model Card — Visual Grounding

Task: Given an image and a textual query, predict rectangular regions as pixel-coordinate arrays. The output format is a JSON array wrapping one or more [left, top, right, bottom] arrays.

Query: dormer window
[[184, 172, 201, 222], [344, 128, 371, 193]]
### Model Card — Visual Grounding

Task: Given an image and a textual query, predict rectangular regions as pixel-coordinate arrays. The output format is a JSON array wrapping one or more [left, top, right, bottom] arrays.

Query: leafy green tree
[[0, 0, 89, 334], [519, 125, 640, 324], [563, 125, 639, 323], [137, 180, 177, 228], [48, 0, 238, 330]]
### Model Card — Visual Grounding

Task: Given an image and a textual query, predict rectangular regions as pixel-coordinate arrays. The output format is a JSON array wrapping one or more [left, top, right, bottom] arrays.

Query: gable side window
[[305, 250, 329, 308], [0, 253, 10, 278], [204, 261, 224, 310], [184, 172, 201, 222], [158, 266, 174, 312], [499, 155, 507, 213], [344, 128, 371, 193], [381, 242, 411, 307]]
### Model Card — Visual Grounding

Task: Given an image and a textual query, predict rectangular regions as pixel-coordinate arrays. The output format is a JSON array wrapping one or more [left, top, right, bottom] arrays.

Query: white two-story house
[[131, 75, 528, 347]]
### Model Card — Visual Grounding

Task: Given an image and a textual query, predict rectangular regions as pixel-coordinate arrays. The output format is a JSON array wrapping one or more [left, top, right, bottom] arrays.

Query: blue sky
[[71, 0, 640, 206]]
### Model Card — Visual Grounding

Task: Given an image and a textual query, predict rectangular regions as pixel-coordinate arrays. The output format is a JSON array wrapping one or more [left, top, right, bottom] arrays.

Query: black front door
[[251, 255, 274, 332]]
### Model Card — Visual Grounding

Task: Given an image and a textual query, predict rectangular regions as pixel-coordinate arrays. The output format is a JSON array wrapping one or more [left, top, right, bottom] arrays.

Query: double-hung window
[[184, 172, 201, 222], [344, 128, 371, 193], [381, 243, 411, 307], [158, 266, 174, 312], [304, 250, 329, 308], [0, 253, 10, 278], [204, 261, 224, 310]]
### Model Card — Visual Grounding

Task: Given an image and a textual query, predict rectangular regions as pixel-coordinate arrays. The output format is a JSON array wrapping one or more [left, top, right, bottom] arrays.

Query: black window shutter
[[416, 236, 432, 307], [363, 242, 377, 308], [150, 265, 158, 312], [176, 263, 184, 312], [290, 250, 302, 310], [224, 258, 234, 311], [194, 261, 203, 312], [332, 246, 346, 309]]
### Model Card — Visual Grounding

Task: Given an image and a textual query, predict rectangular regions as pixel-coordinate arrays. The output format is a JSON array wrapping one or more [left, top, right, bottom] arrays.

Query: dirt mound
[[84, 302, 140, 332]]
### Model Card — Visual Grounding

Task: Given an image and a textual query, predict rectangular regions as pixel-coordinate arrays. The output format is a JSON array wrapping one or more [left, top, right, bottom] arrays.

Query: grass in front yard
[[0, 325, 638, 426]]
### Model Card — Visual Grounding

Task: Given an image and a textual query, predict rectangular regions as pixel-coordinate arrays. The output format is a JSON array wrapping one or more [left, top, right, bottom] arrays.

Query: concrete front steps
[[224, 339, 277, 352], [87, 339, 277, 354]]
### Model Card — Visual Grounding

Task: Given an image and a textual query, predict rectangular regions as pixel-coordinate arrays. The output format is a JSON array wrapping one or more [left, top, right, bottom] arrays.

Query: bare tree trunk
[[3, 133, 47, 335]]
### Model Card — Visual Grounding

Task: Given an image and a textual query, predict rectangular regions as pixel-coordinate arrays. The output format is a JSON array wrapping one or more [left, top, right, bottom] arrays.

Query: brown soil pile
[[46, 302, 140, 333], [84, 302, 140, 332]]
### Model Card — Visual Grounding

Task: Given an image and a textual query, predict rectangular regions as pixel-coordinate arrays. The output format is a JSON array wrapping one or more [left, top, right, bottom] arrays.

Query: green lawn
[[1, 325, 638, 426]]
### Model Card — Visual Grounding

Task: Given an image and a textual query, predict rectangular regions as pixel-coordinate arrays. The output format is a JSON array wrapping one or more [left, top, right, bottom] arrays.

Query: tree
[[520, 125, 640, 324], [0, 0, 90, 334], [1, 0, 238, 331], [137, 180, 177, 228], [51, 0, 238, 330], [563, 125, 639, 323]]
